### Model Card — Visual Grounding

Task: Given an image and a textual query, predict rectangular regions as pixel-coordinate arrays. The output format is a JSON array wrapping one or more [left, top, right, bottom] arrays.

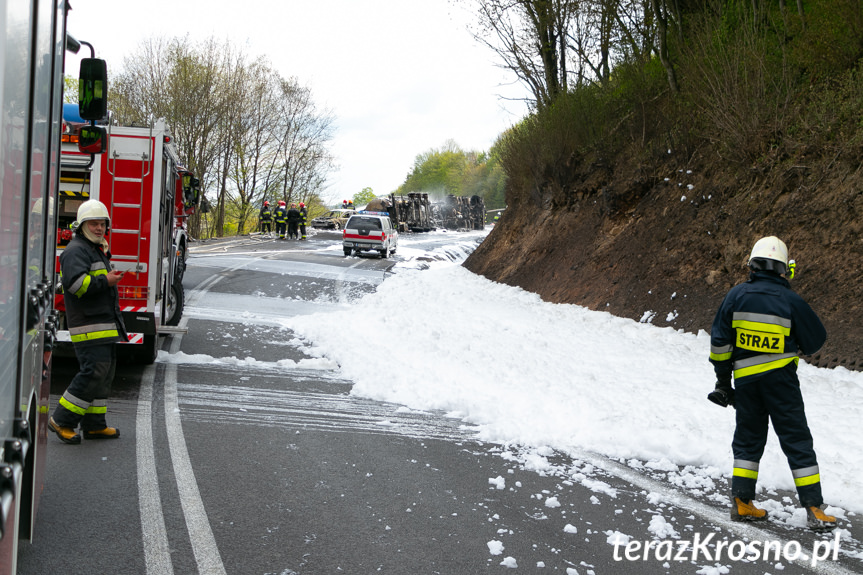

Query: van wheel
[[379, 246, 390, 259], [343, 248, 352, 257]]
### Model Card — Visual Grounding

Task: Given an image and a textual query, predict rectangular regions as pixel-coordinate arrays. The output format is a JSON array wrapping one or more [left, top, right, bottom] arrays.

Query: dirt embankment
[[464, 151, 863, 371]]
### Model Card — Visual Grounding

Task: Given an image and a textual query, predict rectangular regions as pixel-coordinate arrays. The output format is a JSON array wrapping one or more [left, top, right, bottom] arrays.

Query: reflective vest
[[709, 271, 826, 385]]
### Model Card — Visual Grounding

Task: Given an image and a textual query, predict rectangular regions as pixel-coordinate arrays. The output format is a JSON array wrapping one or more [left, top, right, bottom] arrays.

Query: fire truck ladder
[[105, 125, 153, 273]]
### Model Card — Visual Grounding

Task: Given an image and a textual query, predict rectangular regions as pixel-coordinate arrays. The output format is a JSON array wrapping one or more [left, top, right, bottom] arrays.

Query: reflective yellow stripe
[[794, 473, 821, 487], [85, 405, 107, 414], [733, 467, 759, 479], [73, 274, 91, 297], [60, 396, 87, 416], [732, 319, 790, 336], [733, 355, 798, 379], [70, 329, 119, 343], [710, 351, 732, 362]]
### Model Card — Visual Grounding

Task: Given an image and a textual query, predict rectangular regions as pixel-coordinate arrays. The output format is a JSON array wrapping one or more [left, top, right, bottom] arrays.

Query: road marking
[[164, 327, 227, 575], [137, 365, 174, 575], [156, 260, 255, 574], [136, 261, 248, 575]]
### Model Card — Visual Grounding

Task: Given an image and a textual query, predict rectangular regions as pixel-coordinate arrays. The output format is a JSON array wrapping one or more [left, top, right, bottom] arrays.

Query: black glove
[[707, 381, 735, 408]]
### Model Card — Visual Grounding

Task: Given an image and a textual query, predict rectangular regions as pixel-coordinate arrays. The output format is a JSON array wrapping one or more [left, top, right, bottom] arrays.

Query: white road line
[[157, 260, 252, 574], [164, 328, 226, 575], [136, 364, 174, 575]]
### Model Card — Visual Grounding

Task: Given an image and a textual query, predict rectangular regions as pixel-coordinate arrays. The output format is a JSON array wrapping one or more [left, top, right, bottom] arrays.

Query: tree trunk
[[651, 0, 680, 93]]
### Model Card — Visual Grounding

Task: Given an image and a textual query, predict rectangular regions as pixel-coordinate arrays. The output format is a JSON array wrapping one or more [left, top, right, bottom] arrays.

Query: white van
[[342, 211, 399, 258]]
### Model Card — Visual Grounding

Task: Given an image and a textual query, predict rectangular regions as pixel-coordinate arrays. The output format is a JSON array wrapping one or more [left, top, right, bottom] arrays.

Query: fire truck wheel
[[343, 248, 352, 257], [166, 279, 184, 326], [176, 245, 187, 281]]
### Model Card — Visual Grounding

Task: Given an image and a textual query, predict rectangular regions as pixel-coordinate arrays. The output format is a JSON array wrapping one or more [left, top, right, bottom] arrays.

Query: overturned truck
[[368, 193, 486, 232]]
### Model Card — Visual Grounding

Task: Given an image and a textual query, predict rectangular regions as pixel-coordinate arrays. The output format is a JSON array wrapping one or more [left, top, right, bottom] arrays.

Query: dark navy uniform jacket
[[60, 233, 128, 347], [709, 271, 826, 386]]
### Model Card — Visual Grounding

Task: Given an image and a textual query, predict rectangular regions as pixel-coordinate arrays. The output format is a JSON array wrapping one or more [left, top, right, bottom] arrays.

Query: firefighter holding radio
[[49, 200, 126, 444]]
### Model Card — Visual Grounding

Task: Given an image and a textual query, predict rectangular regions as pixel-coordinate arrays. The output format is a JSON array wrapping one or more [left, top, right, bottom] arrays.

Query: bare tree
[[109, 36, 336, 238], [469, 0, 576, 108], [274, 78, 336, 207]]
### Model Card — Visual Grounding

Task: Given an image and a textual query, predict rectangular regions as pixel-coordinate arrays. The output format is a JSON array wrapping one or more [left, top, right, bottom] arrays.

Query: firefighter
[[298, 202, 308, 240], [708, 236, 835, 531], [274, 200, 288, 239], [48, 199, 127, 444], [259, 201, 273, 235], [287, 202, 301, 240]]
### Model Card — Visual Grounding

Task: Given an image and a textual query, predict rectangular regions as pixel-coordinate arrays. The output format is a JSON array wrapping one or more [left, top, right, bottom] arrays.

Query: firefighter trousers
[[52, 343, 117, 431], [276, 222, 286, 238], [731, 371, 823, 507]]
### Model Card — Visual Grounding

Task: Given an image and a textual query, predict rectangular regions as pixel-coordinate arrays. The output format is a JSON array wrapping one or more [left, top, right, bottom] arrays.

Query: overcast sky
[[64, 0, 529, 204]]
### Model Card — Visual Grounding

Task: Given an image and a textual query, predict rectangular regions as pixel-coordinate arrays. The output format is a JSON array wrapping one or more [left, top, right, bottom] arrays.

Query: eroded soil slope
[[465, 152, 863, 371]]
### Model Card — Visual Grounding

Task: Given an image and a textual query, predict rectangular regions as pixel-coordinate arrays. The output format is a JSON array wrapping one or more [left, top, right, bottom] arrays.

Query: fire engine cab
[[56, 118, 201, 363]]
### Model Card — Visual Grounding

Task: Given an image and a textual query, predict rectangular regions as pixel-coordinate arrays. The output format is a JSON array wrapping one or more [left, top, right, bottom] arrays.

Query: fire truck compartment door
[[109, 135, 151, 160]]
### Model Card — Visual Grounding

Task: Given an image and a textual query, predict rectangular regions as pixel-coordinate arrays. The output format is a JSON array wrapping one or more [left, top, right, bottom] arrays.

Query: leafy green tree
[[63, 75, 78, 104], [353, 187, 377, 207], [397, 140, 507, 209]]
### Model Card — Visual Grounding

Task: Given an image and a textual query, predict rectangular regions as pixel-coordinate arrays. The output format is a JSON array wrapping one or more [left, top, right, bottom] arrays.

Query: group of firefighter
[[258, 200, 308, 240]]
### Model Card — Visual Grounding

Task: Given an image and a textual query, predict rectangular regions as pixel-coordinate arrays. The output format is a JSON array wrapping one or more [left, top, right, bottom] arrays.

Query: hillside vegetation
[[464, 0, 863, 370]]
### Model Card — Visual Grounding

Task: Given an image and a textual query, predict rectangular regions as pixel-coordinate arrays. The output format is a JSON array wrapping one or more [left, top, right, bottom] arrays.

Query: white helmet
[[748, 236, 788, 274], [76, 199, 110, 226]]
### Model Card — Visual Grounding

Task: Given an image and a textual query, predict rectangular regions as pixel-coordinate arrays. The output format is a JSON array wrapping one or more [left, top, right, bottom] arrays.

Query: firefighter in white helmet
[[708, 236, 835, 530], [49, 199, 127, 444]]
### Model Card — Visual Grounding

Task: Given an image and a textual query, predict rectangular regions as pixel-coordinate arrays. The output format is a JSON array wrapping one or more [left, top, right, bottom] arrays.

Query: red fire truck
[[56, 119, 201, 364], [1, 2, 108, 572]]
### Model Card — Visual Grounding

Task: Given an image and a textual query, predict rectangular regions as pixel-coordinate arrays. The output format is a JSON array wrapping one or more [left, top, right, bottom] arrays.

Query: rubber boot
[[805, 505, 836, 531], [83, 426, 120, 440], [48, 417, 81, 445], [730, 497, 768, 522]]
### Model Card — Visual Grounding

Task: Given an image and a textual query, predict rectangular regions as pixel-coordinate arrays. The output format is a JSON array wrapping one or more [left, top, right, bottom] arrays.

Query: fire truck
[[56, 119, 201, 364], [1, 2, 107, 572]]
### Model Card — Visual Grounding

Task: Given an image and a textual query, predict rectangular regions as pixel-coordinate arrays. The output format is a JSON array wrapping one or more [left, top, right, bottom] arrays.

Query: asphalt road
[[16, 230, 863, 575]]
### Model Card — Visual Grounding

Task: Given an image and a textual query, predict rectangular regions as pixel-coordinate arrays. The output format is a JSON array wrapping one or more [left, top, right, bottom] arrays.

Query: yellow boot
[[731, 497, 768, 522], [83, 426, 120, 440], [805, 505, 836, 531], [48, 417, 81, 445]]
